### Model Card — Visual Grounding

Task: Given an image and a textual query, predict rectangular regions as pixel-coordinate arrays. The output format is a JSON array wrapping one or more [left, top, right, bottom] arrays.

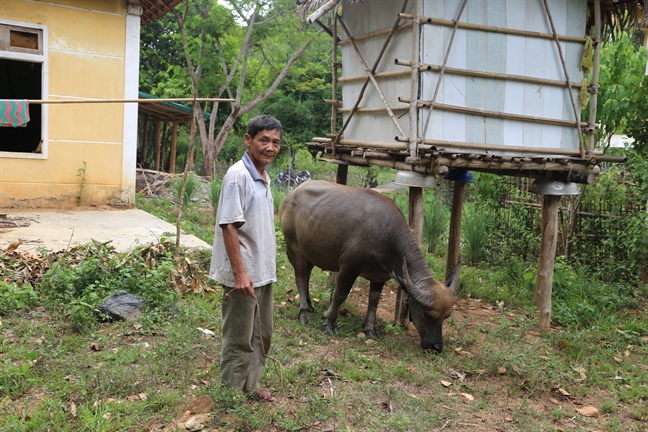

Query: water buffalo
[[279, 180, 459, 352]]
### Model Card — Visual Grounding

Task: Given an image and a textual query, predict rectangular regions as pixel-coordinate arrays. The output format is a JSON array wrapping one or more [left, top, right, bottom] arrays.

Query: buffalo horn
[[401, 258, 434, 306], [444, 261, 461, 298]]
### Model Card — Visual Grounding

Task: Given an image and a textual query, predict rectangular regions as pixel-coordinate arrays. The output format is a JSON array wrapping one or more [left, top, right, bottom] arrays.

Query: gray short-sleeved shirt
[[209, 152, 277, 287]]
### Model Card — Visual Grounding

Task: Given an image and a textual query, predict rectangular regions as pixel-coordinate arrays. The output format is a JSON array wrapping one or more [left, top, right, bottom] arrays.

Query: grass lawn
[[1, 180, 647, 431]]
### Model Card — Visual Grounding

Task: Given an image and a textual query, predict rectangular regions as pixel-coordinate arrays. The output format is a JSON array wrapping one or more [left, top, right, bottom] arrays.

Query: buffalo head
[[393, 260, 459, 353]]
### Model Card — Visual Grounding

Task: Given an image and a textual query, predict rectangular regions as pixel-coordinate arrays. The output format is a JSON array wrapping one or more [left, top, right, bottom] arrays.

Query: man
[[209, 115, 282, 402]]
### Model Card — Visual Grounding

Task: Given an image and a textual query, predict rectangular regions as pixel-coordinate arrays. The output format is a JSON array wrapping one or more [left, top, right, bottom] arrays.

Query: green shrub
[[423, 198, 448, 254], [171, 174, 200, 207], [39, 241, 180, 332], [462, 204, 489, 264], [0, 281, 38, 315]]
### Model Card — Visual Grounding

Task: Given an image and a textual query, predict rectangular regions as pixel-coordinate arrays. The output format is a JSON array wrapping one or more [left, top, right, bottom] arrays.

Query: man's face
[[245, 128, 281, 167]]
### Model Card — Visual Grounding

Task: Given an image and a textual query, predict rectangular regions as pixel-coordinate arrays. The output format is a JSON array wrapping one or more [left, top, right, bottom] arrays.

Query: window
[[0, 22, 45, 155]]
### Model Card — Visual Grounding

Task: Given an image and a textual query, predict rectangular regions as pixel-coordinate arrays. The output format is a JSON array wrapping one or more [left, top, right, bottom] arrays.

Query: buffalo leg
[[322, 268, 359, 334], [363, 281, 385, 339], [286, 248, 316, 324]]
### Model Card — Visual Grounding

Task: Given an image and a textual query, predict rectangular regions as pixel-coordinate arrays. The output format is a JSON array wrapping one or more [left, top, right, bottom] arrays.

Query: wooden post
[[169, 121, 178, 174], [328, 164, 349, 292], [153, 119, 161, 171], [395, 186, 424, 327], [140, 116, 149, 167], [446, 181, 465, 279], [535, 194, 561, 329]]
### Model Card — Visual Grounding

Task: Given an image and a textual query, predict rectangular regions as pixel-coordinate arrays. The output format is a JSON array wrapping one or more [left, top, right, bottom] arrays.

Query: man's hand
[[234, 272, 255, 298]]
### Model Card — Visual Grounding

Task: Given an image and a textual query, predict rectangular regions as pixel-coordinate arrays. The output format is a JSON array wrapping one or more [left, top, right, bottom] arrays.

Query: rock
[[576, 406, 599, 417], [97, 290, 144, 320], [184, 413, 212, 431], [186, 395, 214, 414]]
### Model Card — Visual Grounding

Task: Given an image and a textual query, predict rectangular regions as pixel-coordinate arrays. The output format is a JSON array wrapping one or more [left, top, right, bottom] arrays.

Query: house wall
[[0, 0, 139, 208]]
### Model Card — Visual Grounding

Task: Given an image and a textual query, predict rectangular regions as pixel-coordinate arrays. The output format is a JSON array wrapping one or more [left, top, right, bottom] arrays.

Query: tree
[[171, 0, 316, 176]]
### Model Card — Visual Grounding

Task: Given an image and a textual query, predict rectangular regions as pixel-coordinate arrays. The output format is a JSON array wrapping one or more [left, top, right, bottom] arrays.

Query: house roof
[[137, 91, 211, 122], [140, 0, 183, 26]]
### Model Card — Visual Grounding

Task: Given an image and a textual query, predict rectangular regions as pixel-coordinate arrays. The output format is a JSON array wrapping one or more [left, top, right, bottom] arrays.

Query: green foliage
[[209, 176, 222, 216], [0, 281, 38, 315], [587, 31, 648, 154], [462, 203, 490, 264], [39, 241, 180, 332], [423, 195, 448, 254], [523, 258, 642, 328], [171, 174, 200, 207]]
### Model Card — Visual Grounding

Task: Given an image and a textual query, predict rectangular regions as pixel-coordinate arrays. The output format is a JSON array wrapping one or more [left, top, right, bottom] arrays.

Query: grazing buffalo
[[279, 180, 459, 352]]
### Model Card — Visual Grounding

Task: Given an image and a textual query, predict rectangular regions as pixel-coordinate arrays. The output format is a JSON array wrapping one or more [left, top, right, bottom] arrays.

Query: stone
[[97, 290, 144, 320]]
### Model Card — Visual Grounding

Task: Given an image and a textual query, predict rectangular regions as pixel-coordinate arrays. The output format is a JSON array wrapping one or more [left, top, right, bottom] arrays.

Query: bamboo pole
[[542, 0, 585, 157], [332, 0, 410, 145], [306, 0, 340, 24], [405, 62, 582, 89], [417, 102, 591, 128], [322, 154, 448, 176], [338, 106, 408, 113], [26, 97, 235, 104], [338, 23, 413, 46], [587, 0, 602, 154], [535, 194, 561, 329], [408, 0, 421, 162], [420, 138, 598, 156], [331, 13, 339, 138], [338, 69, 412, 83], [398, 13, 586, 43], [338, 17, 408, 139]]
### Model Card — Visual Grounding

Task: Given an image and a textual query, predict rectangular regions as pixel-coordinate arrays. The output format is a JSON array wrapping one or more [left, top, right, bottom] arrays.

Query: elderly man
[[209, 115, 282, 402]]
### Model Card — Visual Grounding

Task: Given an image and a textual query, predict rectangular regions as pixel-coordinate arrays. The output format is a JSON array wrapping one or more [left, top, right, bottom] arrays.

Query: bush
[[423, 197, 448, 254], [462, 204, 489, 264], [39, 241, 180, 332], [210, 177, 222, 216], [0, 281, 38, 315], [171, 174, 200, 207]]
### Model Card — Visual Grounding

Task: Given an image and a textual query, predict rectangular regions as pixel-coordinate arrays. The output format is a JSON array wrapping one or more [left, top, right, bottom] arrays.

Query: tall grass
[[462, 203, 489, 264], [171, 174, 200, 207], [423, 199, 449, 254]]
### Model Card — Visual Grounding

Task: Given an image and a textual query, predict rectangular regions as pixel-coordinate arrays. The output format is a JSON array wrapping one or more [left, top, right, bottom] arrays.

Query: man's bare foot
[[254, 390, 275, 403]]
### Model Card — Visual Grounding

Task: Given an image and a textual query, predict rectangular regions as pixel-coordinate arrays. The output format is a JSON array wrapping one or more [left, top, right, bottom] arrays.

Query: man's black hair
[[247, 115, 282, 139]]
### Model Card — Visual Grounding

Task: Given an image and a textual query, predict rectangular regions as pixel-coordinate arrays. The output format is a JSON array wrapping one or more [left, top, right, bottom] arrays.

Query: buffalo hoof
[[298, 309, 313, 325], [365, 328, 383, 339], [322, 322, 337, 334]]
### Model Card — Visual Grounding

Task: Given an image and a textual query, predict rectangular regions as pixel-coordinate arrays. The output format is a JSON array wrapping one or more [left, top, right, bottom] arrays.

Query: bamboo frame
[[338, 106, 408, 113], [417, 138, 601, 156], [542, 0, 585, 157], [421, 0, 468, 139], [338, 17, 408, 139], [408, 0, 421, 161], [398, 13, 586, 43], [332, 0, 410, 146]]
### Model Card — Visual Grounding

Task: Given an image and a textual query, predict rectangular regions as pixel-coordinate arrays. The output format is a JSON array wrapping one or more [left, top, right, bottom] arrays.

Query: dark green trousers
[[220, 284, 273, 393]]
